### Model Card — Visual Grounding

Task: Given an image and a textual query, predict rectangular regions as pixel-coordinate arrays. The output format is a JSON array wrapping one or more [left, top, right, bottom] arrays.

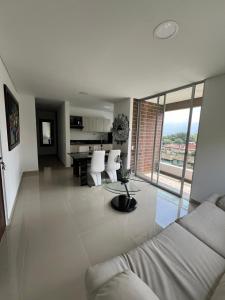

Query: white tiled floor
[[0, 166, 194, 300]]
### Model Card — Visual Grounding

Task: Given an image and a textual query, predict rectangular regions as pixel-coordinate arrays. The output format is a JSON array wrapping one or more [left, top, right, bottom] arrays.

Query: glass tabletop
[[104, 181, 140, 194]]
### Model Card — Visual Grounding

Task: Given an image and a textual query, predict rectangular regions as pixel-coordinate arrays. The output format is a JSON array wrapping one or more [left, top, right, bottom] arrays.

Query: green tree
[[174, 138, 184, 144], [163, 138, 172, 144], [189, 133, 198, 142]]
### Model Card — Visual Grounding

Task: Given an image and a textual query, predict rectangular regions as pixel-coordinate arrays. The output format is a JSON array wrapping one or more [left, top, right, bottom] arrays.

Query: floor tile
[[0, 165, 195, 300]]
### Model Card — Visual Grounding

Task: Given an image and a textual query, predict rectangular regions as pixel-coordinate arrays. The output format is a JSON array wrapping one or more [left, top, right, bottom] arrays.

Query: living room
[[0, 1, 225, 300]]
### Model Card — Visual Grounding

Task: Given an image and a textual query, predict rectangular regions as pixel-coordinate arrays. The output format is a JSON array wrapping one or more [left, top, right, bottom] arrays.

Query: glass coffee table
[[104, 180, 140, 213]]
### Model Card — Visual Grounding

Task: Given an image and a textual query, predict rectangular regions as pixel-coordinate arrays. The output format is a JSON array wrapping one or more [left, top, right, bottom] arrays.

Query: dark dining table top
[[69, 151, 109, 160]]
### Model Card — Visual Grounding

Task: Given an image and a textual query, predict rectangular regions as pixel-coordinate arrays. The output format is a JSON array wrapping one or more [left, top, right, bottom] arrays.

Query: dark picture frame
[[4, 84, 20, 151]]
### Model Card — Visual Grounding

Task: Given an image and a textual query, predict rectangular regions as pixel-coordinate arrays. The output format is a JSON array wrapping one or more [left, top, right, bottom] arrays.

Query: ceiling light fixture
[[79, 91, 89, 96], [154, 20, 179, 39]]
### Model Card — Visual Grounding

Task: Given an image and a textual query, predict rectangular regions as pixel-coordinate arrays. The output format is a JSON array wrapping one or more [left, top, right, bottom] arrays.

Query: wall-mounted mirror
[[40, 119, 54, 146]]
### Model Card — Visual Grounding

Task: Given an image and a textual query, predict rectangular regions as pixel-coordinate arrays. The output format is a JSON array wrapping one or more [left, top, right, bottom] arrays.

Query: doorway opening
[[133, 82, 204, 200], [36, 103, 62, 170]]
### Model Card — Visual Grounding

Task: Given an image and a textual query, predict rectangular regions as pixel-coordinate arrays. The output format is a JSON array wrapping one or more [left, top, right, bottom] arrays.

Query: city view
[[161, 107, 201, 171], [162, 132, 197, 169]]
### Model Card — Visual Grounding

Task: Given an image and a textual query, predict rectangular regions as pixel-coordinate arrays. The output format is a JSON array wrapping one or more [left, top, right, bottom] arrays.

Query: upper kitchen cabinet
[[82, 116, 89, 131], [103, 118, 111, 132], [96, 118, 104, 132], [83, 116, 111, 132]]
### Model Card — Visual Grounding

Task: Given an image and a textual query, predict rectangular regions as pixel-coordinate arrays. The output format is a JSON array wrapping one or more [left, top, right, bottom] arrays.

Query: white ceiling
[[0, 0, 225, 108]]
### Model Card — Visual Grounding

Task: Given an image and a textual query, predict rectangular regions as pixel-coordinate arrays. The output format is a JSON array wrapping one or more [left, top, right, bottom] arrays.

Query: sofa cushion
[[85, 256, 129, 298], [177, 201, 225, 258], [216, 195, 225, 211], [207, 193, 220, 204], [94, 270, 159, 300], [123, 223, 225, 300], [211, 272, 225, 300]]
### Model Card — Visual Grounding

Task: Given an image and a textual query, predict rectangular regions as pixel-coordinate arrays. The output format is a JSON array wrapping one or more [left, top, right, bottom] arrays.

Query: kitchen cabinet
[[82, 117, 89, 131], [83, 117, 111, 132], [70, 143, 113, 153], [96, 118, 104, 132], [70, 145, 89, 153], [103, 119, 111, 132]]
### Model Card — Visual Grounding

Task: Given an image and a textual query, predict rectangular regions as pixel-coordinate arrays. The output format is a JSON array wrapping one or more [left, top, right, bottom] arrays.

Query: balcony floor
[[144, 172, 191, 200]]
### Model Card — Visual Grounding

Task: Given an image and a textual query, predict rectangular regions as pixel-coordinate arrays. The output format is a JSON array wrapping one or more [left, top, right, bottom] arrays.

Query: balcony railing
[[159, 162, 193, 182]]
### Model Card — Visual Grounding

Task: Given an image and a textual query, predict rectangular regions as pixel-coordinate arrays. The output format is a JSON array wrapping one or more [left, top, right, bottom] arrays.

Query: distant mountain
[[163, 122, 199, 136]]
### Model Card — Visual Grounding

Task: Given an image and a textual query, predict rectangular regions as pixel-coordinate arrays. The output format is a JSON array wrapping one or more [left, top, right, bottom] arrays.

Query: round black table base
[[111, 195, 137, 213]]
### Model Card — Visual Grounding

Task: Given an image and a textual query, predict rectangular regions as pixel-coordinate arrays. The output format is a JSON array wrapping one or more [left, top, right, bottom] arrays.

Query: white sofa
[[85, 194, 225, 300]]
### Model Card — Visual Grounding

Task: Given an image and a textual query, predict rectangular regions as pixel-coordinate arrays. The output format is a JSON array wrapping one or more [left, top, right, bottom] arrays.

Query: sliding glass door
[[135, 82, 204, 199]]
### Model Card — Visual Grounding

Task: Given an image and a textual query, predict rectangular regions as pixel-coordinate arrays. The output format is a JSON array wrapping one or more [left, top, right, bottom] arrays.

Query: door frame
[[0, 130, 8, 234], [135, 81, 204, 199]]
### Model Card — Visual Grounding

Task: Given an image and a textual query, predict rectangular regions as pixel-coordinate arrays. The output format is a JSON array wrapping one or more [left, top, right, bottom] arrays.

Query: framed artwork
[[4, 84, 20, 151]]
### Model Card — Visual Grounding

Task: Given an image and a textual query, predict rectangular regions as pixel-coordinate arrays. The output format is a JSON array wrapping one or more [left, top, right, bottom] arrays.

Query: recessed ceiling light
[[154, 20, 179, 39], [104, 105, 111, 109], [79, 91, 89, 95]]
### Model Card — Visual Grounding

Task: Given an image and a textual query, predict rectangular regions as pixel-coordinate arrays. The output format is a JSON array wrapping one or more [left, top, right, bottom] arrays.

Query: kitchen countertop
[[70, 140, 112, 145], [69, 151, 110, 159]]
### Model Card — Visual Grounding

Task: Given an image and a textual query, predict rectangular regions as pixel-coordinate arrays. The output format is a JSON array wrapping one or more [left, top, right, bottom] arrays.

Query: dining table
[[69, 152, 109, 186]]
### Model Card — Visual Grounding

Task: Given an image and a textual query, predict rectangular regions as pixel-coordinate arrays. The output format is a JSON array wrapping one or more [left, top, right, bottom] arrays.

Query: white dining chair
[[106, 149, 121, 182], [89, 150, 105, 186]]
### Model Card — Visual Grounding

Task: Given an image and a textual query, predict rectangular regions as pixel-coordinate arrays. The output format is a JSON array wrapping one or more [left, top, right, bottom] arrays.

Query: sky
[[163, 107, 201, 135], [164, 107, 201, 124]]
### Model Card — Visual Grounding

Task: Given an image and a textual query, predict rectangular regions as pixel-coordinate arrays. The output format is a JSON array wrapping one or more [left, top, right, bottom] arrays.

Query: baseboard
[[23, 170, 39, 177], [7, 170, 40, 226], [6, 172, 23, 226], [189, 198, 201, 205]]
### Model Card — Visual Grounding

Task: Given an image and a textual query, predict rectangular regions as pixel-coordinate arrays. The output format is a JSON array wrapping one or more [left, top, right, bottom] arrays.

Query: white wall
[[113, 98, 133, 169], [0, 58, 38, 224], [191, 74, 225, 202], [20, 95, 38, 171], [58, 101, 70, 167], [70, 105, 113, 140]]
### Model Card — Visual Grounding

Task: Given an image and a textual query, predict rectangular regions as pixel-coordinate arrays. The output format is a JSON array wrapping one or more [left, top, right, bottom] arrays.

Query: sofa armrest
[[207, 193, 220, 204], [93, 270, 159, 300], [85, 256, 129, 299]]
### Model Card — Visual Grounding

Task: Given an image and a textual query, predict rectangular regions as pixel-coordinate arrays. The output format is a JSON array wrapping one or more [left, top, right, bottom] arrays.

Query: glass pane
[[194, 83, 204, 98], [166, 87, 193, 104], [183, 106, 201, 199], [152, 95, 165, 184], [42, 122, 52, 145], [158, 87, 192, 195]]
